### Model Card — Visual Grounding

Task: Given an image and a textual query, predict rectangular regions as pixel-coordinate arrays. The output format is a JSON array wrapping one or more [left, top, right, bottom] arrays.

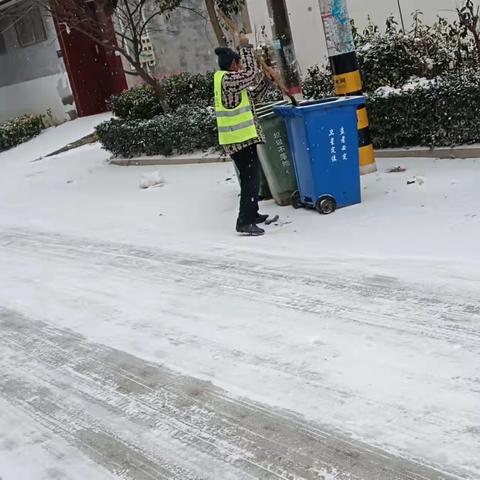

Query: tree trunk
[[135, 65, 169, 112], [473, 30, 480, 61], [205, 0, 226, 47]]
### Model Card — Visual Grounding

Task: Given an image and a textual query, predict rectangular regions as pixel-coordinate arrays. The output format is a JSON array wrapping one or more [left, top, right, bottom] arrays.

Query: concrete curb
[[109, 146, 480, 167], [110, 155, 227, 166], [376, 146, 480, 159]]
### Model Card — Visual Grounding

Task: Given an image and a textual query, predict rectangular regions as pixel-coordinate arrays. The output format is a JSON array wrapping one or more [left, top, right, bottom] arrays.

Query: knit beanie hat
[[215, 47, 240, 70]]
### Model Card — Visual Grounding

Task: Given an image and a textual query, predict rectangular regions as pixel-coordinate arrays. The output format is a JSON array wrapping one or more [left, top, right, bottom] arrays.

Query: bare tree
[[1, 0, 184, 107], [204, 0, 245, 47], [0, 0, 247, 106], [204, 0, 226, 46], [457, 0, 480, 60]]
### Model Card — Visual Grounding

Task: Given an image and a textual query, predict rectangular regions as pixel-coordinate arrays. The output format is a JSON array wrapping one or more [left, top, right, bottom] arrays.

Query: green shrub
[[96, 106, 217, 158], [352, 13, 479, 92], [101, 7, 480, 155], [162, 72, 214, 111], [302, 65, 334, 99], [107, 85, 163, 120], [107, 73, 215, 120], [101, 69, 480, 155], [107, 70, 282, 120], [261, 85, 283, 102], [100, 72, 480, 155], [368, 70, 480, 148], [0, 114, 45, 152]]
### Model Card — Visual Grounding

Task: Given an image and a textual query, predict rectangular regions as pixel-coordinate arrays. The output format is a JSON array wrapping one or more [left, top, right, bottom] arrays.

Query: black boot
[[236, 224, 265, 236], [256, 214, 269, 224]]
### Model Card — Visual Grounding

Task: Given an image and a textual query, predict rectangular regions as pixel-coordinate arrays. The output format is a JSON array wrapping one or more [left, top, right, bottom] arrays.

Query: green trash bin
[[256, 102, 298, 206], [258, 165, 273, 200]]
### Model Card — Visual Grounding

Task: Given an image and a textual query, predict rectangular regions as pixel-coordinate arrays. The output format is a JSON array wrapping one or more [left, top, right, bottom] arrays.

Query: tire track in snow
[[0, 309, 458, 480], [0, 227, 478, 478], [1, 228, 479, 348]]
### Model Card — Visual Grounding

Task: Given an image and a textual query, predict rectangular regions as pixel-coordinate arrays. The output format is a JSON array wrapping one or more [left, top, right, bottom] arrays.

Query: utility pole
[[265, 0, 302, 98], [397, 0, 406, 31], [318, 0, 376, 174]]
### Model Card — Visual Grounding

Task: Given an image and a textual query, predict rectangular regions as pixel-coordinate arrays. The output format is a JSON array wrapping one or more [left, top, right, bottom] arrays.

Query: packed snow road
[[0, 306, 456, 480], [0, 227, 478, 479], [1, 121, 479, 478]]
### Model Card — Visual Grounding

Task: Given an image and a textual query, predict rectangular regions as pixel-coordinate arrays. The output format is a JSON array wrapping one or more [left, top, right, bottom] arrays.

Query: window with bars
[[15, 6, 47, 47]]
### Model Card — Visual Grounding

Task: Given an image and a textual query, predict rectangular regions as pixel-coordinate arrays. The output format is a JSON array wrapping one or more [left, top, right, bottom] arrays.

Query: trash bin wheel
[[291, 191, 303, 209], [316, 196, 336, 215]]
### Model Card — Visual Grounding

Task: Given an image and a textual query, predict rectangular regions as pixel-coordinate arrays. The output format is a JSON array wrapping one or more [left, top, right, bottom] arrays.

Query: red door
[[54, 3, 127, 117]]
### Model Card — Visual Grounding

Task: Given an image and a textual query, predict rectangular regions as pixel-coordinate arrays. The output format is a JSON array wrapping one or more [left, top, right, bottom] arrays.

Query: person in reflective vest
[[214, 35, 276, 236]]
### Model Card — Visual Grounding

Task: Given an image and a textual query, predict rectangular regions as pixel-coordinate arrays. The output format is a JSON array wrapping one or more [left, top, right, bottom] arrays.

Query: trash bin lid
[[298, 97, 338, 107], [274, 96, 365, 117], [255, 100, 288, 115], [258, 112, 277, 120]]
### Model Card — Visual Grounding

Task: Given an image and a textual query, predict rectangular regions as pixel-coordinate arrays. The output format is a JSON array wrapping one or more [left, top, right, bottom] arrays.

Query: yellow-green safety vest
[[214, 70, 258, 145]]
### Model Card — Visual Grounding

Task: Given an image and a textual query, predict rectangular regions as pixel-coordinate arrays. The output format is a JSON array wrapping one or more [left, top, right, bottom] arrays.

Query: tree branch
[[204, 0, 227, 46]]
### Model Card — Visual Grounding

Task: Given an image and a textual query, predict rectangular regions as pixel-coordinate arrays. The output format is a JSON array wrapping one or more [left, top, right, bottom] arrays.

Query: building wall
[[147, 0, 217, 78], [121, 0, 217, 89], [0, 72, 73, 123], [245, 0, 460, 73], [0, 0, 462, 122], [245, 0, 326, 75], [0, 6, 74, 122], [123, 0, 458, 87], [0, 14, 60, 87], [348, 0, 457, 28]]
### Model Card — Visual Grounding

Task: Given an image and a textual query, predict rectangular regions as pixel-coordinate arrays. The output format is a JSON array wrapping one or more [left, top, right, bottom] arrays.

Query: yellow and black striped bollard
[[330, 51, 376, 174], [319, 0, 377, 175]]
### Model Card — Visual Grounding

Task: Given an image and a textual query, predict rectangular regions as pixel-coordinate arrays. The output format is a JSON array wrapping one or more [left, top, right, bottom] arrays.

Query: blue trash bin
[[274, 97, 366, 214]]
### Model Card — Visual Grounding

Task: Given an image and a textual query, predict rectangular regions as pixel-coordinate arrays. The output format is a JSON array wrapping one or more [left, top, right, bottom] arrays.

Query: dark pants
[[231, 144, 260, 226]]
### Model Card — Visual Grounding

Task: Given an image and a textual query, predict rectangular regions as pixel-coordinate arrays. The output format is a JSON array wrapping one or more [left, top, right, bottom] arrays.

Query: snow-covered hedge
[[353, 14, 478, 92], [96, 106, 217, 158], [368, 71, 480, 148], [161, 72, 214, 112], [301, 13, 479, 98], [107, 85, 163, 120], [101, 70, 280, 157], [302, 66, 334, 99], [98, 10, 480, 156], [108, 71, 281, 121], [0, 114, 45, 152], [99, 70, 480, 156], [108, 73, 215, 120]]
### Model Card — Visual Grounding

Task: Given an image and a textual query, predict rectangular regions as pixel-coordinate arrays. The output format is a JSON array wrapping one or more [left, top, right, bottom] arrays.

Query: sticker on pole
[[319, 0, 355, 56], [272, 39, 282, 50]]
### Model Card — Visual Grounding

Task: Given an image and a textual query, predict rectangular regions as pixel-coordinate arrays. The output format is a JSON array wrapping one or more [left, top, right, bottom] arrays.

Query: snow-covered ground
[[0, 119, 479, 479]]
